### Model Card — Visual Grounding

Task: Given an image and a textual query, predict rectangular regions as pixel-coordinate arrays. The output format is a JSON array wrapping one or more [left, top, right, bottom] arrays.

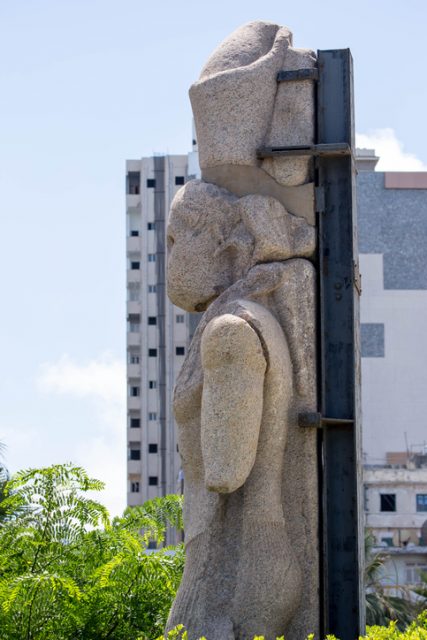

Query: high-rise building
[[125, 148, 200, 508]]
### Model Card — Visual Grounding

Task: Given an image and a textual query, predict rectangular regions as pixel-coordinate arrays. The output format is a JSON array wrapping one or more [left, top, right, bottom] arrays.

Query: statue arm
[[200, 313, 267, 493]]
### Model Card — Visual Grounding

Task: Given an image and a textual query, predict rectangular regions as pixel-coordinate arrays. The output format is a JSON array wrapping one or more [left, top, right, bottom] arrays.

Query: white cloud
[[356, 128, 427, 172], [37, 353, 125, 405], [36, 353, 126, 517]]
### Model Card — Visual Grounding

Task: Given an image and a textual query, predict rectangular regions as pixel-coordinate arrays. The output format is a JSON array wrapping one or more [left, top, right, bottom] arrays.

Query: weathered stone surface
[[201, 314, 266, 493], [202, 164, 316, 224], [167, 180, 316, 314], [167, 183, 318, 639], [262, 47, 316, 186], [190, 21, 292, 169], [166, 19, 319, 640], [190, 20, 316, 189]]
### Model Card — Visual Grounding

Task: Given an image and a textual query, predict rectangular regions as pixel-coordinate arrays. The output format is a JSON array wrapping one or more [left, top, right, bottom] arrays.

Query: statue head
[[167, 180, 315, 312]]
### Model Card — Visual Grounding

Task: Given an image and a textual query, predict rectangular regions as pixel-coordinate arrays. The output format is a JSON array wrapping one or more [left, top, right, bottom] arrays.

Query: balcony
[[127, 269, 141, 284], [127, 236, 141, 253], [127, 459, 142, 475], [127, 333, 140, 347], [127, 364, 140, 378], [126, 194, 140, 208], [128, 396, 141, 410], [127, 301, 141, 315], [127, 492, 141, 507]]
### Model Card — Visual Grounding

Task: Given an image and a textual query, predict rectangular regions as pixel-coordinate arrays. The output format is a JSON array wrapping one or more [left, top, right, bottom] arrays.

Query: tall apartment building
[[125, 149, 200, 507]]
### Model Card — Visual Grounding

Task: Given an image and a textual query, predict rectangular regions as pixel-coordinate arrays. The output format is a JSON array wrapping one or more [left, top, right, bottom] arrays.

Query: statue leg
[[167, 496, 240, 640], [231, 519, 302, 640]]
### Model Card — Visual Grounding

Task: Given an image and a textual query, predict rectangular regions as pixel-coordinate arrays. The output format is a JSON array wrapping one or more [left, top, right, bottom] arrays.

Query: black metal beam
[[257, 143, 351, 158], [316, 49, 364, 639], [277, 68, 319, 82]]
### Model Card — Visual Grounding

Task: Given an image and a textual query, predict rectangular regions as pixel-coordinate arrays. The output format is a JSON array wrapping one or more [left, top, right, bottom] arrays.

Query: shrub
[[0, 464, 184, 639]]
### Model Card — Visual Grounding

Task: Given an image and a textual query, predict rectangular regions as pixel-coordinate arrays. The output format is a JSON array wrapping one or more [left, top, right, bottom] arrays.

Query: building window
[[406, 564, 427, 584], [416, 494, 427, 512], [149, 380, 157, 389], [380, 494, 396, 512], [128, 313, 140, 332], [147, 540, 157, 549], [148, 316, 157, 325], [130, 417, 140, 428], [128, 285, 139, 301], [149, 476, 158, 486], [131, 481, 140, 493], [130, 230, 139, 237], [129, 447, 141, 461], [127, 171, 140, 195], [146, 179, 156, 188], [148, 254, 156, 262], [130, 386, 140, 397], [381, 537, 393, 547], [130, 261, 140, 270], [148, 443, 158, 453], [175, 176, 185, 186], [176, 346, 185, 356], [147, 222, 155, 230], [176, 315, 185, 323], [129, 352, 140, 364], [148, 412, 157, 421], [148, 348, 157, 357], [148, 284, 157, 293]]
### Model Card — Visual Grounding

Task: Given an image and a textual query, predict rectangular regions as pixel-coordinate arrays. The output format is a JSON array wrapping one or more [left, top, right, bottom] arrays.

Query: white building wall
[[360, 253, 427, 463], [125, 154, 193, 514]]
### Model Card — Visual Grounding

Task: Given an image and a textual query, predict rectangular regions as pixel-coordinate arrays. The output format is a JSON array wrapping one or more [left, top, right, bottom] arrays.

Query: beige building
[[365, 461, 427, 591], [125, 149, 199, 507], [365, 464, 427, 547]]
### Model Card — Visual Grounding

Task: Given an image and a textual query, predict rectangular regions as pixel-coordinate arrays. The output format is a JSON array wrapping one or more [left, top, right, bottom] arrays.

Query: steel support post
[[316, 49, 364, 640]]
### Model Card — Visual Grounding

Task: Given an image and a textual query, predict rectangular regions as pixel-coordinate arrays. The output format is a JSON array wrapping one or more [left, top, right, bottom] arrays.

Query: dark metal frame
[[257, 49, 364, 640], [316, 49, 364, 640]]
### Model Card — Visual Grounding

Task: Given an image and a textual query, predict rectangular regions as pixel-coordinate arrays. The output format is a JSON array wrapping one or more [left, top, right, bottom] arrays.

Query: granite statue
[[166, 21, 319, 640]]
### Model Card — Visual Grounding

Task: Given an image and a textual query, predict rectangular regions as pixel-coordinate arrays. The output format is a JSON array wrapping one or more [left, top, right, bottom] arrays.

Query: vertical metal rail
[[316, 49, 364, 639], [154, 156, 167, 497]]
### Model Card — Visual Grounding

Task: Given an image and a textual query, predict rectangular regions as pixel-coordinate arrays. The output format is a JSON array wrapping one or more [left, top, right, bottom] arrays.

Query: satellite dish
[[421, 520, 427, 546]]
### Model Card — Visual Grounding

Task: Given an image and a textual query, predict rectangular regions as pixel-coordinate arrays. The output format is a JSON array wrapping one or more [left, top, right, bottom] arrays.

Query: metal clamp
[[277, 68, 319, 82], [298, 412, 354, 429], [257, 143, 352, 159]]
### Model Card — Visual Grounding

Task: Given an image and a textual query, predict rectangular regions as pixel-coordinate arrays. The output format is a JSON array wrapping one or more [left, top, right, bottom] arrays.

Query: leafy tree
[[0, 463, 184, 640]]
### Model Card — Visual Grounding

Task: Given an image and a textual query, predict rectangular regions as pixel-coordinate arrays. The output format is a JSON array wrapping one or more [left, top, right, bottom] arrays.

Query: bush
[[156, 616, 427, 640], [0, 464, 184, 640]]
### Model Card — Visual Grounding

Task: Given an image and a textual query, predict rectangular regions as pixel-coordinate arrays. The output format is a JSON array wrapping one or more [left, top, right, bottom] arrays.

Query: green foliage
[[157, 615, 427, 640], [1, 461, 425, 640], [0, 463, 184, 640]]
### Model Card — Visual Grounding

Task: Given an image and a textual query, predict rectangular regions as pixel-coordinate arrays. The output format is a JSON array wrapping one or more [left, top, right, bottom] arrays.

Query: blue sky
[[0, 0, 426, 514]]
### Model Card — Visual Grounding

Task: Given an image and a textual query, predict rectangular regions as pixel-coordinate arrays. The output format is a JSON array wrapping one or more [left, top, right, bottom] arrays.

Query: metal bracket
[[257, 143, 351, 159], [298, 412, 354, 429], [277, 68, 319, 82]]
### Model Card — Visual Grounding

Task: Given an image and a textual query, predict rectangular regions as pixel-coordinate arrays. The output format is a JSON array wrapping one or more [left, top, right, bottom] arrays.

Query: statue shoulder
[[201, 313, 266, 369]]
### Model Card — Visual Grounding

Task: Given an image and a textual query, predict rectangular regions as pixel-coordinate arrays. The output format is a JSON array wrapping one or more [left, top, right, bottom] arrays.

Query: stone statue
[[166, 21, 319, 640]]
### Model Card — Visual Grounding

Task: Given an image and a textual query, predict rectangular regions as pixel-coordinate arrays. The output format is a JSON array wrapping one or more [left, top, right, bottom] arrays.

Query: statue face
[[166, 203, 232, 313]]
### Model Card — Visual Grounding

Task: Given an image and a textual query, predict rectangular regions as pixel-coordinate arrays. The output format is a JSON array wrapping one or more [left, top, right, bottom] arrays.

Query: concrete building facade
[[125, 152, 199, 506], [365, 466, 427, 547], [358, 168, 427, 466], [358, 162, 427, 590]]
